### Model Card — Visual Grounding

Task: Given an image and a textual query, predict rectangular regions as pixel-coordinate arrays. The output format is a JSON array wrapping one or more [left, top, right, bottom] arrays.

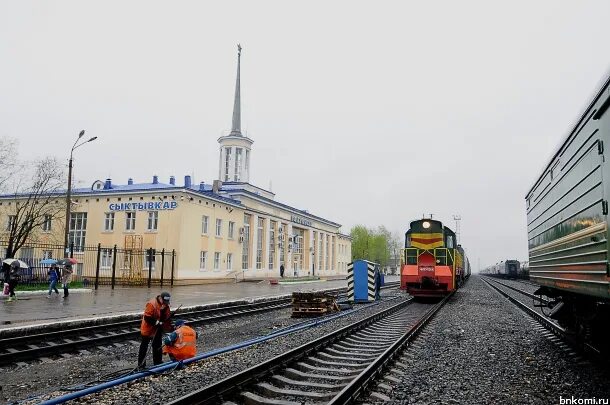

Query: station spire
[[230, 44, 242, 136]]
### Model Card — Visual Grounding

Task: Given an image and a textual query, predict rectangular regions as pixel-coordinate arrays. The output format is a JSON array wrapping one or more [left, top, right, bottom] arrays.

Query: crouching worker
[[162, 319, 197, 361]]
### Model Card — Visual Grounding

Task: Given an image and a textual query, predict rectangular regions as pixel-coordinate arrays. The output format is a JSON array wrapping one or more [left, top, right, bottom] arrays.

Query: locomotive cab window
[[446, 235, 454, 248]]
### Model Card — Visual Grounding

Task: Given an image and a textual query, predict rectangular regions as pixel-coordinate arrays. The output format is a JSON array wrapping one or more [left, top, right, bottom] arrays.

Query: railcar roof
[[526, 69, 610, 198]]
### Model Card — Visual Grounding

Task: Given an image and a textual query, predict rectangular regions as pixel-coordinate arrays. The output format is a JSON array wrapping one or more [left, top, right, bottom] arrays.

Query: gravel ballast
[[370, 275, 610, 404], [3, 290, 404, 404]]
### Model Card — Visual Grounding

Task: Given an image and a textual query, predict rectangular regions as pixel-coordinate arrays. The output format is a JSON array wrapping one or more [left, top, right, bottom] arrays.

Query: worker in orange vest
[[138, 292, 172, 368], [162, 319, 198, 361]]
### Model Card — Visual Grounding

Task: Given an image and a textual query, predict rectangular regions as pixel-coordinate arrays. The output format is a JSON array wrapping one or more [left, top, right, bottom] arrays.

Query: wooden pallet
[[291, 292, 338, 318]]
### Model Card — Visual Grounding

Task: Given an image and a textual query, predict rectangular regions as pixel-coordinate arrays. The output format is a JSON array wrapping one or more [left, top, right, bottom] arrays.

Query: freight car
[[480, 260, 522, 278], [526, 71, 610, 342], [400, 218, 470, 297]]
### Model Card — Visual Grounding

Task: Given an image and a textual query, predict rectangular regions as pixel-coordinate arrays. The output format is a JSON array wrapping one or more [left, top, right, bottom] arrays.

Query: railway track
[[1, 283, 400, 365], [0, 299, 292, 365], [167, 293, 452, 405], [481, 276, 601, 358]]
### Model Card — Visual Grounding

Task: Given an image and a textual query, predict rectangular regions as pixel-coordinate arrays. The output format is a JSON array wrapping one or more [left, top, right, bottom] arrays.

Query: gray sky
[[1, 1, 609, 269]]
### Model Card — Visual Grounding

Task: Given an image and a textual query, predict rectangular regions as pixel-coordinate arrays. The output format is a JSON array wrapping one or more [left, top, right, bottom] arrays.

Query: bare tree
[[0, 137, 20, 192], [3, 157, 65, 258]]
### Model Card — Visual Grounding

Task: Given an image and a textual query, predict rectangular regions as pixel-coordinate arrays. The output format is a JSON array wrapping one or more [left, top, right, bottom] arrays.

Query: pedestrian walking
[[3, 261, 20, 302], [279, 264, 285, 278], [61, 264, 73, 298], [138, 292, 172, 368], [47, 264, 61, 297], [162, 319, 197, 361]]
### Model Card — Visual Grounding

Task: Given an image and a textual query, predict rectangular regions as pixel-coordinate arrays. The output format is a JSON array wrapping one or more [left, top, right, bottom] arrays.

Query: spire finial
[[230, 44, 242, 135]]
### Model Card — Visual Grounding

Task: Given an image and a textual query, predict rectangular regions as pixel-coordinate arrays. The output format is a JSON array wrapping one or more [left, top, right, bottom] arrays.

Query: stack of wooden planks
[[291, 291, 339, 317]]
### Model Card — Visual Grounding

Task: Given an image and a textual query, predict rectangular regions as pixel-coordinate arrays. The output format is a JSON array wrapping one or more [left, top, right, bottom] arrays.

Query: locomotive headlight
[[422, 221, 431, 229]]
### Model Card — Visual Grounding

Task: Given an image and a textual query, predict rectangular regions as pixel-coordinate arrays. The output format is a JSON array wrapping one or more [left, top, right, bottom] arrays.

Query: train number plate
[[419, 266, 434, 272]]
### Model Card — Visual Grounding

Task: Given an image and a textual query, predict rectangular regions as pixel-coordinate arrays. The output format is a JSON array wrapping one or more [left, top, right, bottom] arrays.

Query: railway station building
[[0, 47, 351, 283]]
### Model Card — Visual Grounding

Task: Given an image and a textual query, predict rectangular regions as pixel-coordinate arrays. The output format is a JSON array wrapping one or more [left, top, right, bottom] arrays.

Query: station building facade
[[0, 46, 351, 282]]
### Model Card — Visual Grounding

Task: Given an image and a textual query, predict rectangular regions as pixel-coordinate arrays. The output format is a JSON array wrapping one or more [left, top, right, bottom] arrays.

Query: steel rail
[[166, 297, 414, 405], [328, 292, 454, 405], [480, 277, 600, 356], [0, 301, 291, 364], [481, 276, 549, 305], [0, 282, 400, 364]]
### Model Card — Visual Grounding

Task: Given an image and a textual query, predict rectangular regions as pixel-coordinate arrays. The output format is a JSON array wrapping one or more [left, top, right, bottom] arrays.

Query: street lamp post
[[63, 130, 98, 254]]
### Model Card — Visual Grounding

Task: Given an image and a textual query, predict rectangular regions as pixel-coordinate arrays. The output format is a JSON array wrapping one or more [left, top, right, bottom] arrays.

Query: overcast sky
[[1, 1, 609, 270]]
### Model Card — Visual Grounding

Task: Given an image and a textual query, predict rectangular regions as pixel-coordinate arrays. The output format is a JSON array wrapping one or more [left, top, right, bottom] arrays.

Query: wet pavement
[[0, 276, 400, 328]]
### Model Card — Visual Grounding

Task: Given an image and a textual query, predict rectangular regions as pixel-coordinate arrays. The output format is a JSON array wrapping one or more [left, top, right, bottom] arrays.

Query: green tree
[[350, 225, 370, 260], [349, 225, 395, 267]]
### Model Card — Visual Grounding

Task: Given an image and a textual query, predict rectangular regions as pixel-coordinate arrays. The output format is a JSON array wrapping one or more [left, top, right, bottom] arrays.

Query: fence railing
[[0, 240, 176, 289]]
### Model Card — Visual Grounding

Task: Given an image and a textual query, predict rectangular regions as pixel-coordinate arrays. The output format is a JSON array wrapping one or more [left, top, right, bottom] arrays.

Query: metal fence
[[0, 240, 176, 289]]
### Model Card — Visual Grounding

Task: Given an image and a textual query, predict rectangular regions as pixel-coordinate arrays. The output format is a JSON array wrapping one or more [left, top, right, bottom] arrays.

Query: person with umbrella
[[57, 258, 76, 298], [2, 259, 26, 302], [47, 263, 61, 297]]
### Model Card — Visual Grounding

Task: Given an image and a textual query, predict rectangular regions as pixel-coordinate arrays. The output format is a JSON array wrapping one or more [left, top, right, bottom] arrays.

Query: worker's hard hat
[[174, 319, 186, 327], [160, 291, 171, 302]]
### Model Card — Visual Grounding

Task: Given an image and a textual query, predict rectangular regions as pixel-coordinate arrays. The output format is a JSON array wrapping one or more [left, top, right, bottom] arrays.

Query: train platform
[[0, 276, 400, 331]]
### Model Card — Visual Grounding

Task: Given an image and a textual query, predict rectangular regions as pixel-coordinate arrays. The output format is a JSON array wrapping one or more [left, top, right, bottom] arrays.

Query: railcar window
[[446, 235, 454, 248]]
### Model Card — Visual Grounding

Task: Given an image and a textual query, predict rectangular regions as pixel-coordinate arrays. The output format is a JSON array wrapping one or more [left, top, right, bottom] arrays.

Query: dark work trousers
[[8, 280, 17, 297], [138, 327, 163, 367]]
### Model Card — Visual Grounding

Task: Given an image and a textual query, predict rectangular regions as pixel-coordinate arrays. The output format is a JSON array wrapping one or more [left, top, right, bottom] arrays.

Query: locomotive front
[[400, 219, 460, 297]]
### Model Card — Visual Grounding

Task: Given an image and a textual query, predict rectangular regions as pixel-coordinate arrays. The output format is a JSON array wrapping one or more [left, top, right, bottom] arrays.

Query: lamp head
[[78, 130, 85, 139], [87, 136, 98, 143]]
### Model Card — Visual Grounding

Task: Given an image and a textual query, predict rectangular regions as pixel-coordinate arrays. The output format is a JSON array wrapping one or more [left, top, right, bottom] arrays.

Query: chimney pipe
[[199, 181, 205, 191], [127, 178, 133, 185], [184, 175, 192, 188], [169, 176, 175, 186], [152, 175, 159, 184], [104, 179, 112, 190], [213, 180, 222, 194]]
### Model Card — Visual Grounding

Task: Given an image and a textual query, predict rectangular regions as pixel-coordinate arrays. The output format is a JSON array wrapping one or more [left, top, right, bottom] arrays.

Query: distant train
[[400, 218, 470, 297], [480, 260, 524, 278], [526, 71, 610, 344]]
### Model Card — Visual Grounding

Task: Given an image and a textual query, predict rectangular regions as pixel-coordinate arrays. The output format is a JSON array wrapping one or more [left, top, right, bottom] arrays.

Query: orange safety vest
[[140, 297, 170, 337], [163, 325, 197, 360]]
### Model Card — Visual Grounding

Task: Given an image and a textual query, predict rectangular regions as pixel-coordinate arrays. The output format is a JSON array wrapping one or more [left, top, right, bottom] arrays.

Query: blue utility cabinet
[[347, 260, 381, 302]]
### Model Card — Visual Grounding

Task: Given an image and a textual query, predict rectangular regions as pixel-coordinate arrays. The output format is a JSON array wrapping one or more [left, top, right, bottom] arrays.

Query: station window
[[101, 248, 113, 269], [144, 250, 156, 270], [202, 215, 209, 234], [214, 252, 220, 270], [125, 212, 136, 231], [104, 213, 115, 232], [242, 214, 251, 269], [319, 234, 324, 270], [234, 148, 243, 181], [228, 221, 235, 239], [256, 218, 264, 269], [42, 215, 52, 232], [269, 220, 276, 270], [147, 211, 158, 231], [224, 147, 232, 182], [216, 219, 222, 237], [69, 213, 87, 252], [6, 215, 15, 231], [227, 253, 233, 270], [200, 251, 207, 271]]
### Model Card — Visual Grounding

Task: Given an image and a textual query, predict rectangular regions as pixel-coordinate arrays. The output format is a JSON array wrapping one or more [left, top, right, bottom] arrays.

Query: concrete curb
[[0, 286, 347, 338], [0, 288, 92, 299]]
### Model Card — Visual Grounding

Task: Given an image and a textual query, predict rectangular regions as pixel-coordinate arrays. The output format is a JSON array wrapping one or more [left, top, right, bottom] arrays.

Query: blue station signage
[[109, 201, 178, 211]]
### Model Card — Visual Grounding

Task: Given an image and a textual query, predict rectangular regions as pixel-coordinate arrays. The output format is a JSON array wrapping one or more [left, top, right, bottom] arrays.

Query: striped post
[[367, 262, 376, 302], [347, 262, 354, 302]]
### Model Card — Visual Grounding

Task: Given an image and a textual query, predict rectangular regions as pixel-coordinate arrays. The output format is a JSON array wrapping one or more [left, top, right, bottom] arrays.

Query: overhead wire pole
[[452, 214, 461, 244]]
